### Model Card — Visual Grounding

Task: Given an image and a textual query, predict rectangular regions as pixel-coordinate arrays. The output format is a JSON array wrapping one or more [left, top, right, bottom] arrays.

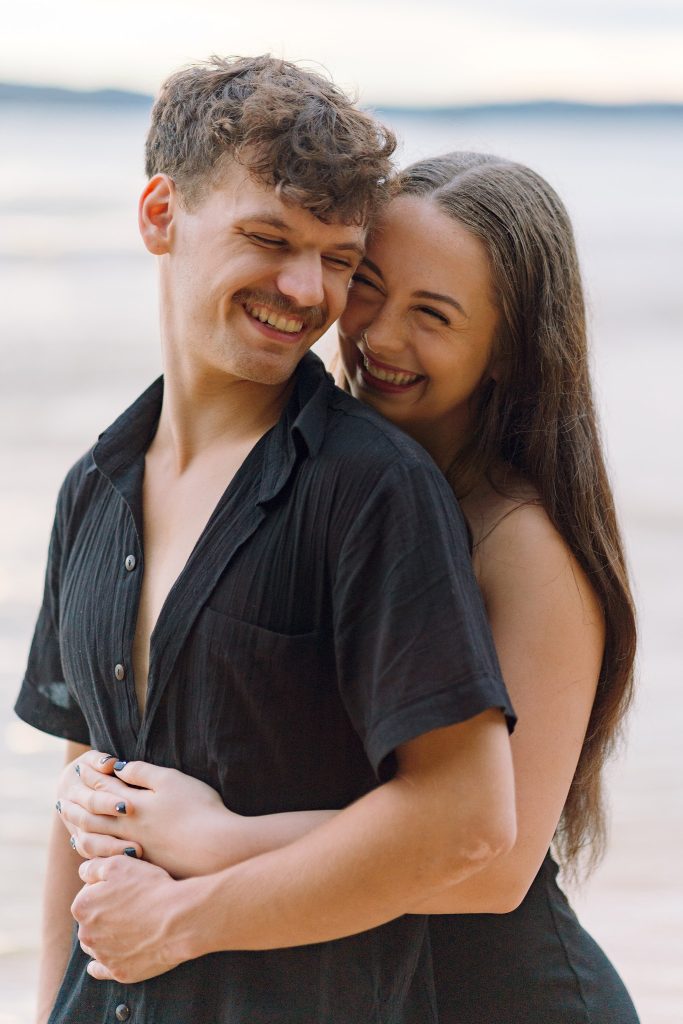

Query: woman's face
[[338, 195, 499, 466]]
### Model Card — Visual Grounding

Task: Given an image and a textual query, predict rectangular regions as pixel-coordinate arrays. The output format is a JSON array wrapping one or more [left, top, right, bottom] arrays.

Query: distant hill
[[376, 100, 683, 117], [0, 82, 152, 106], [1, 82, 681, 116]]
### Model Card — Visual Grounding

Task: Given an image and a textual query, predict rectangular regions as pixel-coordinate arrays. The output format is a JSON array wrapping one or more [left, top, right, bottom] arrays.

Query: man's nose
[[276, 253, 325, 309]]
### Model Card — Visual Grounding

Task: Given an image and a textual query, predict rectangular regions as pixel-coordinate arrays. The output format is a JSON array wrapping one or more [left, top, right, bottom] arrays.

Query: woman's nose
[[361, 311, 407, 358]]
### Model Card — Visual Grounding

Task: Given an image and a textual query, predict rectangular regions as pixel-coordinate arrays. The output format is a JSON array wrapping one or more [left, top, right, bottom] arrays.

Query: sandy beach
[[1, 102, 682, 1022]]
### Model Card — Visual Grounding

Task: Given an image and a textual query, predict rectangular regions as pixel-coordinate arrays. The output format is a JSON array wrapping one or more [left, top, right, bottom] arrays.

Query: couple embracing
[[17, 55, 639, 1023]]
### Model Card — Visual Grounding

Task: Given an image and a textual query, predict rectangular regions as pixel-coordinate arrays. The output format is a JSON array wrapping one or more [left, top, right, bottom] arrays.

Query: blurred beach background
[[1, 3, 682, 1022]]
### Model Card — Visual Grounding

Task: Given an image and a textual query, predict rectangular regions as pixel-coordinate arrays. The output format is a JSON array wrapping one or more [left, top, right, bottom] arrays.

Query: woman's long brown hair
[[394, 153, 636, 875]]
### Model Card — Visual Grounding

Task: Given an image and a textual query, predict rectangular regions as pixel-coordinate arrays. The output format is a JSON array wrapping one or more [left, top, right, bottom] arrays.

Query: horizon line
[[1, 81, 682, 113]]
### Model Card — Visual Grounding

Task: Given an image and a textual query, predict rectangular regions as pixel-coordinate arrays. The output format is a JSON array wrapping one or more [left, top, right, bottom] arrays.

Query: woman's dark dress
[[428, 852, 640, 1023]]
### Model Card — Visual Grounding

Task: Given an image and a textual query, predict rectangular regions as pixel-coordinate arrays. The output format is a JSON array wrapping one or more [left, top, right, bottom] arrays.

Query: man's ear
[[138, 174, 176, 255]]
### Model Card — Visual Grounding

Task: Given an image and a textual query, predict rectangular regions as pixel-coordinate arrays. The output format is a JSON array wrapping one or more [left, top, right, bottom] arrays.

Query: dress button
[[124, 554, 137, 572], [115, 1005, 131, 1022], [114, 663, 126, 681]]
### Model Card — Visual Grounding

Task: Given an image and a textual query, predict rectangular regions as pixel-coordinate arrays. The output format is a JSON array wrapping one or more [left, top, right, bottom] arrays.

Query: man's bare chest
[[132, 450, 250, 712]]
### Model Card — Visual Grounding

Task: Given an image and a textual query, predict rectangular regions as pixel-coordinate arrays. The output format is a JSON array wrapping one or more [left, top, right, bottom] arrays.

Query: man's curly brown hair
[[145, 55, 396, 225]]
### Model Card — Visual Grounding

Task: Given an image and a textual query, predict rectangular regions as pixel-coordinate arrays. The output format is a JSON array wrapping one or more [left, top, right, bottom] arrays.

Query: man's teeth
[[363, 355, 420, 386], [245, 303, 304, 334]]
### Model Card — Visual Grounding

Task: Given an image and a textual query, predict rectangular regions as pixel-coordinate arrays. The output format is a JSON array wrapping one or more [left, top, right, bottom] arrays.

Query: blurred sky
[[2, 0, 682, 105]]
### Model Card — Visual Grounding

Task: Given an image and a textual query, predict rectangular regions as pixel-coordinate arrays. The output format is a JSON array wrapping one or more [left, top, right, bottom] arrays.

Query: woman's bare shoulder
[[460, 469, 545, 557], [462, 471, 602, 625]]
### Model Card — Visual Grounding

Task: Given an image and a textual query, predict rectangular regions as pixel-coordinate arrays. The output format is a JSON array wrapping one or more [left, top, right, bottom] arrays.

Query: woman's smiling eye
[[350, 273, 381, 291], [417, 305, 450, 325]]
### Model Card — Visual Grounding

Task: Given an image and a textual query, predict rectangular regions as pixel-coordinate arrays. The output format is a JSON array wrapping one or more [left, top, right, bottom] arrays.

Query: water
[[1, 101, 681, 1023]]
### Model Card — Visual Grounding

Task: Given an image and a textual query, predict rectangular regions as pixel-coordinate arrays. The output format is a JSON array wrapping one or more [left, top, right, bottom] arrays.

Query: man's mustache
[[234, 288, 328, 330]]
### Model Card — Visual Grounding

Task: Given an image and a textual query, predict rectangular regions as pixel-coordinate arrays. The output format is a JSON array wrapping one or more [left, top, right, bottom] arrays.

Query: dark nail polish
[[123, 847, 138, 858], [99, 754, 116, 765], [113, 761, 128, 772], [69, 836, 76, 850], [56, 800, 62, 813], [74, 764, 81, 776], [115, 802, 127, 814]]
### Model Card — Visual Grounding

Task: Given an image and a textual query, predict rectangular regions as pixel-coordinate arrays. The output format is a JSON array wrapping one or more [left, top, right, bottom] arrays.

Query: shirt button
[[115, 1005, 131, 1022], [114, 663, 126, 681], [124, 554, 137, 572]]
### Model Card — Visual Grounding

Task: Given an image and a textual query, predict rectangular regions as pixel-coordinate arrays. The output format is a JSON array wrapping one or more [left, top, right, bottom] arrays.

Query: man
[[16, 56, 516, 1023]]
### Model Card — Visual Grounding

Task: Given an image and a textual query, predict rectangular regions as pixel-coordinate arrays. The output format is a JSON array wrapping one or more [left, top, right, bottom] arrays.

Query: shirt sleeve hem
[[365, 675, 516, 781], [14, 681, 92, 746]]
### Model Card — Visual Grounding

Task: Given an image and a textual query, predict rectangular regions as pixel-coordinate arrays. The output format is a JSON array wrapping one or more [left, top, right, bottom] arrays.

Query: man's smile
[[244, 301, 305, 335]]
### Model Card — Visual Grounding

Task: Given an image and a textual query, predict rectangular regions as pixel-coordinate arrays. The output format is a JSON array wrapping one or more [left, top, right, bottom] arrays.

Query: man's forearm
[[35, 813, 83, 1024], [75, 714, 515, 983]]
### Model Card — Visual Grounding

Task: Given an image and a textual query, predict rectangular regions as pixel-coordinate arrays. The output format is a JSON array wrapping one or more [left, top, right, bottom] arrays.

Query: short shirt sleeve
[[14, 476, 91, 745], [332, 458, 515, 779]]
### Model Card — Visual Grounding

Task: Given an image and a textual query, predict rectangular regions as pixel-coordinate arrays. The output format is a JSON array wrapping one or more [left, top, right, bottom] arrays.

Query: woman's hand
[[56, 750, 238, 878]]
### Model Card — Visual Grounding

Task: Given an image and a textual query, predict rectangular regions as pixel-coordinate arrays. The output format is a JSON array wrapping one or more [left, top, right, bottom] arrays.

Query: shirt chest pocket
[[195, 604, 323, 709], [159, 606, 376, 817], [174, 607, 348, 800]]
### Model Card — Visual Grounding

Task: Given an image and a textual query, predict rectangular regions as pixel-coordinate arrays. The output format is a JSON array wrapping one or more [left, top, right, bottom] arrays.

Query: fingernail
[[74, 764, 81, 776], [56, 800, 62, 814], [69, 836, 77, 850], [113, 761, 128, 772], [99, 754, 116, 765], [115, 802, 127, 814], [123, 847, 138, 858]]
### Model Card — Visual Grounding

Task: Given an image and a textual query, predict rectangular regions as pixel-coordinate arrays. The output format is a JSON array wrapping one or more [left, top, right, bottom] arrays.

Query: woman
[[59, 152, 639, 1022]]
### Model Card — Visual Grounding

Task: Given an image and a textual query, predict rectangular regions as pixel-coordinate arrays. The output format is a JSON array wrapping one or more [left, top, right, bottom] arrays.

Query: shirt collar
[[92, 350, 334, 501], [92, 376, 164, 480], [258, 351, 332, 504]]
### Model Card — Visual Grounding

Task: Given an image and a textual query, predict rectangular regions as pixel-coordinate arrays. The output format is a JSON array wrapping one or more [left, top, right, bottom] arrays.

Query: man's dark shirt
[[16, 352, 514, 1024]]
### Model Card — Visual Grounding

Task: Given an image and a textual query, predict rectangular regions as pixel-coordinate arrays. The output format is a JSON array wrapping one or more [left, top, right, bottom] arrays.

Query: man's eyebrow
[[413, 290, 468, 318], [245, 214, 291, 231], [244, 214, 365, 258], [240, 214, 294, 234], [334, 241, 366, 259]]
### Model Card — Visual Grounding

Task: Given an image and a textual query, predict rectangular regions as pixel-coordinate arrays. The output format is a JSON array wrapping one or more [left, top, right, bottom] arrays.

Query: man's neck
[[154, 358, 295, 473]]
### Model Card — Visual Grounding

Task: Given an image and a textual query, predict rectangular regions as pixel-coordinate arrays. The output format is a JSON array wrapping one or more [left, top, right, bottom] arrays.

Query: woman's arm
[[36, 741, 91, 1024], [58, 753, 335, 878]]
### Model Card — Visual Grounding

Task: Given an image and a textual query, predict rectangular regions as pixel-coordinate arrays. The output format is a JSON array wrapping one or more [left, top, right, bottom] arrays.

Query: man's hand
[[73, 856, 189, 983]]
